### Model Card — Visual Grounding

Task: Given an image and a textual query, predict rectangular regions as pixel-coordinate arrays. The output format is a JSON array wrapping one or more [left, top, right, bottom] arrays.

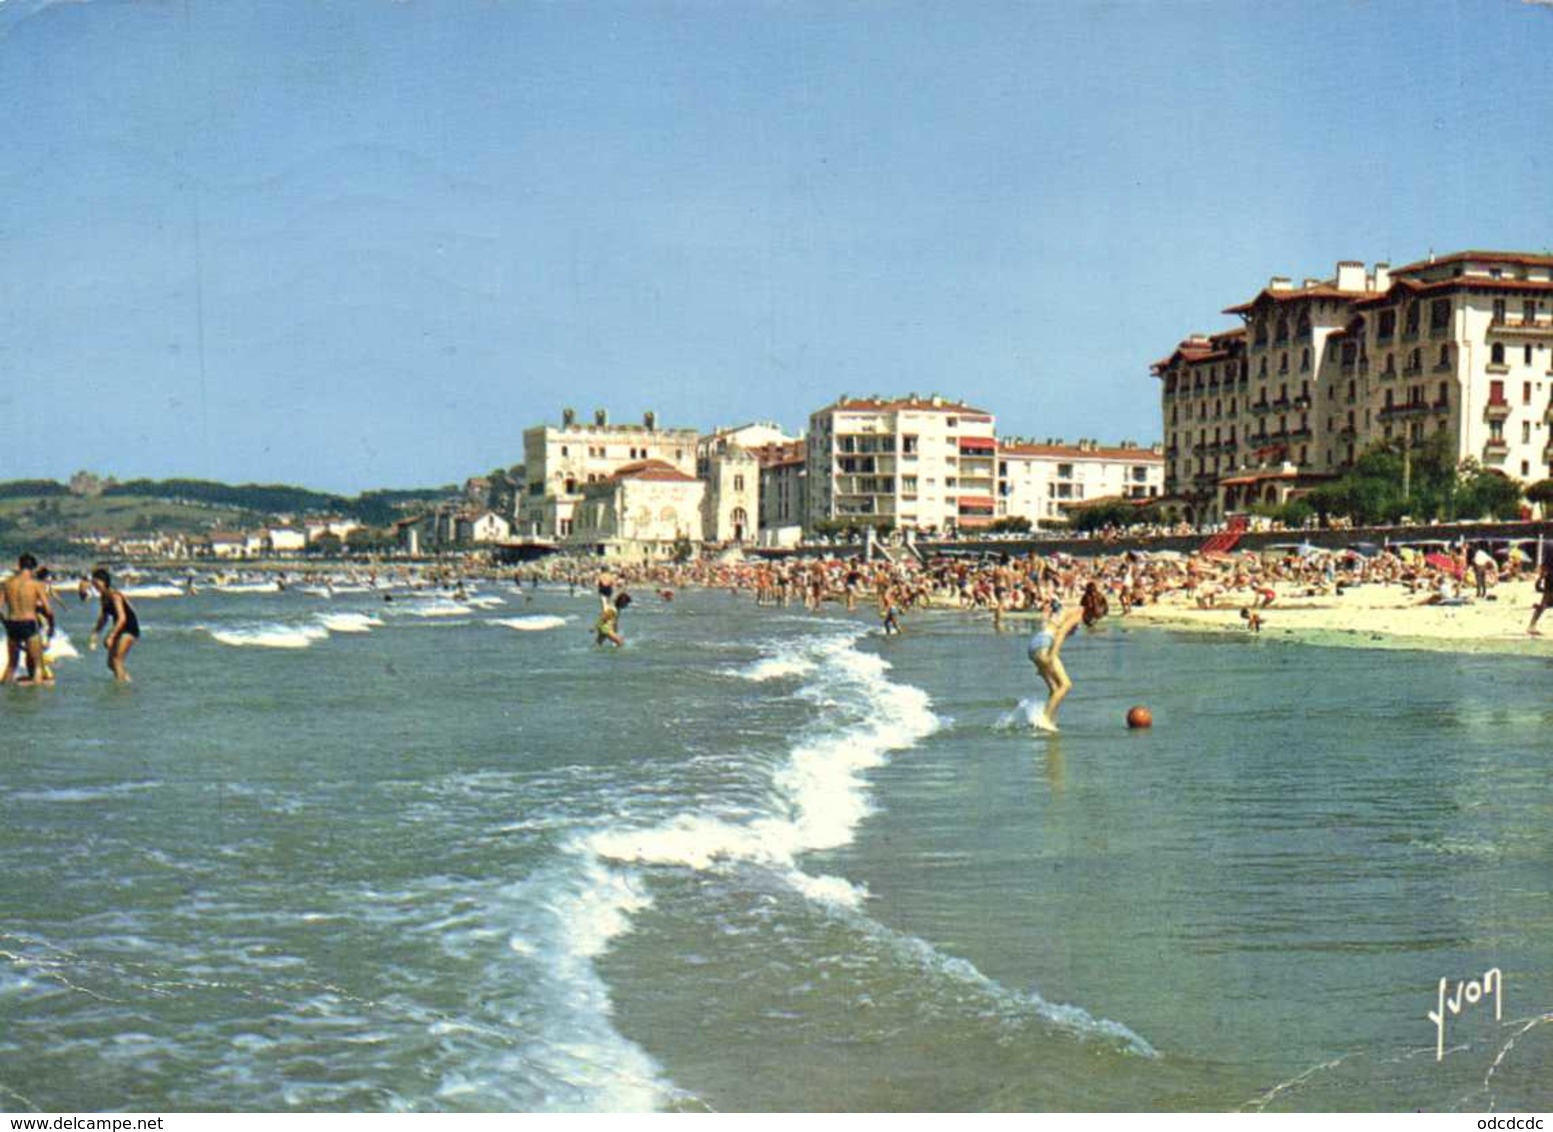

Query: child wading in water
[[595, 591, 630, 647], [1026, 583, 1107, 732]]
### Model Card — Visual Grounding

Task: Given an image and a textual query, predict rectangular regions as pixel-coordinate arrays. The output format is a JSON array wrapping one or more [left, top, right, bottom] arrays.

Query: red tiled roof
[[1223, 285, 1366, 315], [1389, 250, 1553, 275], [1354, 275, 1553, 308], [610, 460, 698, 484]]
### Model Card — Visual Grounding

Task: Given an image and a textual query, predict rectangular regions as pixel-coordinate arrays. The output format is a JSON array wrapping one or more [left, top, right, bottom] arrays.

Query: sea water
[[2, 585, 1550, 1111]]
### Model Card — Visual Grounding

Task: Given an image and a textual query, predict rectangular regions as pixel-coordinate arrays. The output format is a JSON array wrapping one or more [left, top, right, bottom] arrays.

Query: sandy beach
[[1123, 574, 1551, 654]]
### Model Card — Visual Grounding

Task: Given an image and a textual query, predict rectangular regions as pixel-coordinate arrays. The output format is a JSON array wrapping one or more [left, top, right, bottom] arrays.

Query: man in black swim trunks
[[89, 568, 140, 683], [3, 553, 54, 685]]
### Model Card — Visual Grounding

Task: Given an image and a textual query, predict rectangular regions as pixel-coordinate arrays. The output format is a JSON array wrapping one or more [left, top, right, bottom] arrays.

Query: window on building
[[733, 475, 745, 492], [1491, 379, 1506, 404], [1523, 422, 1532, 444], [1405, 304, 1420, 335], [1057, 463, 1074, 478], [1525, 382, 1533, 405], [1491, 343, 1506, 367], [1430, 300, 1451, 330], [1439, 344, 1451, 367], [1493, 298, 1507, 323], [1527, 344, 1535, 367]]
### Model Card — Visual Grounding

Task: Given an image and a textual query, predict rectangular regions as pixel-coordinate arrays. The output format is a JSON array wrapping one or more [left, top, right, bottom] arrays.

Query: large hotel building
[[1153, 251, 1553, 522]]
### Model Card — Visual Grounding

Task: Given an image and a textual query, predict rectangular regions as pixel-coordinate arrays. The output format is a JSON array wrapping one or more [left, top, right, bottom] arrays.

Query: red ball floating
[[1126, 705, 1153, 730]]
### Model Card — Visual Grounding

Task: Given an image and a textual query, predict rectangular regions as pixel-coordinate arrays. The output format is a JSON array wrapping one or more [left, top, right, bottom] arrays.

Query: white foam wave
[[465, 595, 506, 609], [317, 612, 383, 634], [588, 629, 936, 876], [121, 584, 185, 599], [569, 629, 1154, 1061], [407, 601, 473, 618], [734, 655, 818, 682], [213, 582, 280, 594], [206, 623, 329, 649], [494, 615, 570, 632]]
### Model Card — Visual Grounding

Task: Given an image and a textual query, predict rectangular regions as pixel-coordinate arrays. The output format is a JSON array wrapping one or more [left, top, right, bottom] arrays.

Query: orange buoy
[[1126, 705, 1153, 729]]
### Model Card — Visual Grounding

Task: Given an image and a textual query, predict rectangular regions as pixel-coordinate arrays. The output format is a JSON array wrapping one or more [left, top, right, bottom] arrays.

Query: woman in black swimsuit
[[90, 568, 139, 683]]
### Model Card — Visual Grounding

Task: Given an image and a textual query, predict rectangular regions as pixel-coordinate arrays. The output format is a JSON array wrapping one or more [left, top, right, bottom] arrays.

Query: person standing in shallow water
[[2, 553, 54, 685], [1026, 583, 1108, 732], [89, 568, 140, 682]]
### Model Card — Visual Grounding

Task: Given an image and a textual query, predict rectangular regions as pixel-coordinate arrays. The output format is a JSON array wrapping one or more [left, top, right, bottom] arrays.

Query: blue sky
[[2, 0, 1551, 492]]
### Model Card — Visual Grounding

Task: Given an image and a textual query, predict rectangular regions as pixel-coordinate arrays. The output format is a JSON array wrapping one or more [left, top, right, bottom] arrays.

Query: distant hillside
[[0, 477, 459, 555]]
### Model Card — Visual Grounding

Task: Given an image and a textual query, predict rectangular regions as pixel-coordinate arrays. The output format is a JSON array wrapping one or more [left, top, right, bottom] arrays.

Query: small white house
[[268, 528, 306, 554], [458, 511, 512, 544], [209, 531, 247, 559]]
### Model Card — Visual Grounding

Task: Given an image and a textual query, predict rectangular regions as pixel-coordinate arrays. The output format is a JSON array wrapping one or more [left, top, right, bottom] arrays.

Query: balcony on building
[[1483, 438, 1509, 461], [1487, 316, 1553, 338], [1484, 397, 1511, 422]]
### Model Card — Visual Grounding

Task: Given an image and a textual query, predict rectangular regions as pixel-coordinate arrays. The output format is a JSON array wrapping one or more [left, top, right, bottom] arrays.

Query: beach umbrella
[[1425, 551, 1463, 577]]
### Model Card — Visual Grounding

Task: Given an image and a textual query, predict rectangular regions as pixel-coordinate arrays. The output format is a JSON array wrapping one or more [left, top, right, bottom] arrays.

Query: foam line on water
[[406, 601, 473, 618], [572, 627, 1155, 1061], [584, 628, 937, 875], [204, 622, 330, 649], [316, 613, 383, 634], [493, 615, 571, 632], [120, 584, 185, 599]]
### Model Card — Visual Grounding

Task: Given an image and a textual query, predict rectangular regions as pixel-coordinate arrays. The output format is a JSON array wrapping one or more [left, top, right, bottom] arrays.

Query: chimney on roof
[[562, 407, 576, 428], [1335, 261, 1365, 292], [1269, 276, 1293, 292], [930, 394, 943, 406], [1303, 278, 1322, 289], [1373, 262, 1391, 291], [644, 410, 656, 430], [594, 408, 608, 427]]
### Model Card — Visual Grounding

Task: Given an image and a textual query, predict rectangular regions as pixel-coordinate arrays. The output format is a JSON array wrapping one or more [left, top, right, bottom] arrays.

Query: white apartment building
[[806, 395, 997, 534], [518, 409, 699, 539], [1153, 251, 1553, 521], [998, 440, 1164, 526]]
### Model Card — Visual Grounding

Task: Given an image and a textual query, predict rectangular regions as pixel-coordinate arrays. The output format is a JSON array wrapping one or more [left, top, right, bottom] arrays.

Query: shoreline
[[1117, 578, 1550, 656]]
